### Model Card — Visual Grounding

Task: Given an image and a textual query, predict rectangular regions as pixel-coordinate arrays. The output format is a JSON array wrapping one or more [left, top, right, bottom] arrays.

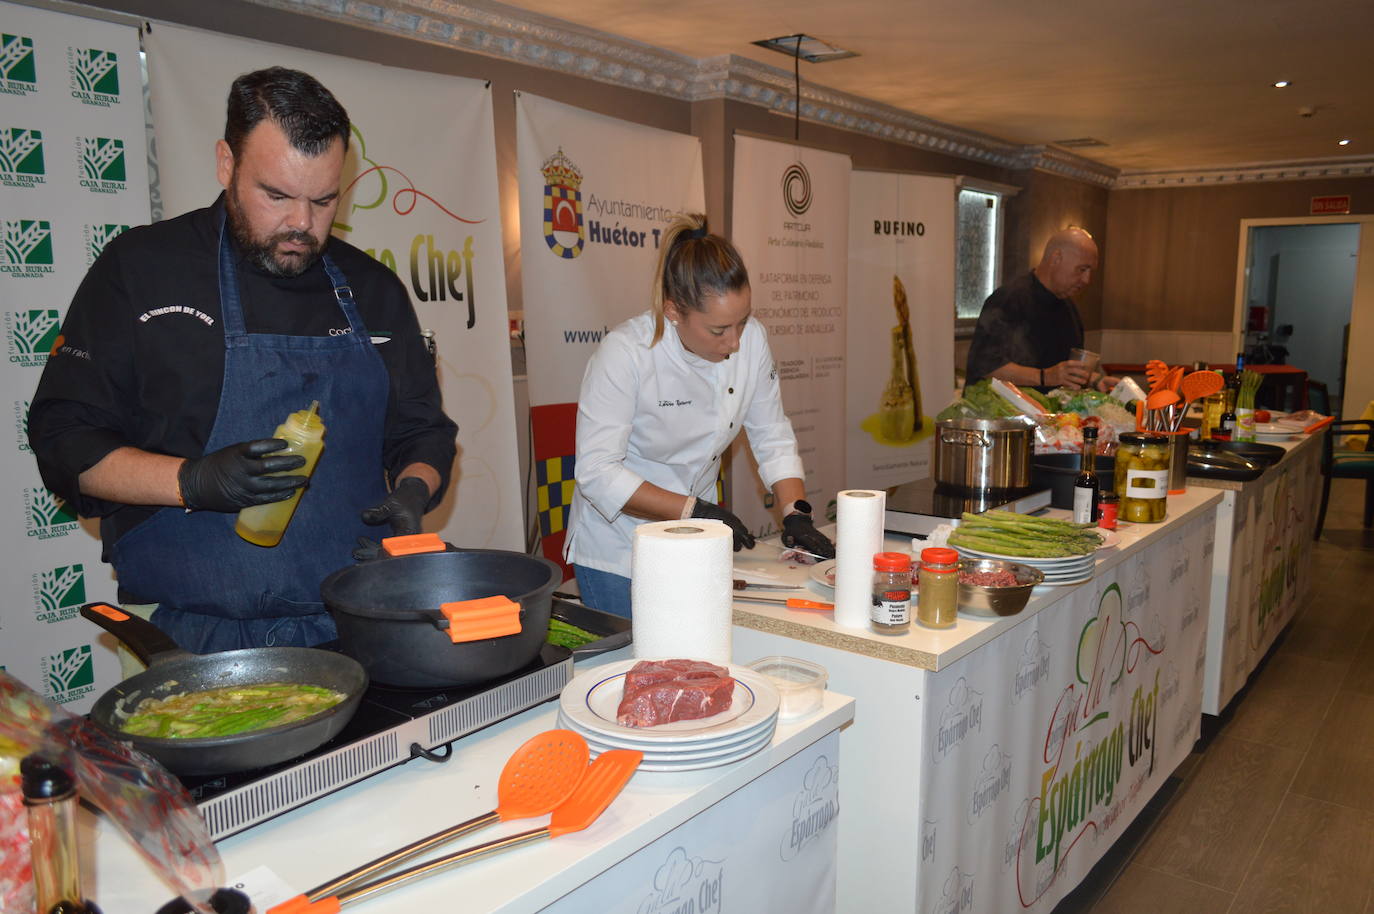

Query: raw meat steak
[[622, 659, 729, 692], [616, 659, 735, 728]]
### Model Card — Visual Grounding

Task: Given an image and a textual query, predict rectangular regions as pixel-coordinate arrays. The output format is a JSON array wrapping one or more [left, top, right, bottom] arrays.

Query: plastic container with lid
[[747, 656, 828, 720], [916, 546, 960, 629]]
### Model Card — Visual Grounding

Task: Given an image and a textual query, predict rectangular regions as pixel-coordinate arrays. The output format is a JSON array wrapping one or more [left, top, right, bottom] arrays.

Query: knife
[[746, 540, 832, 564], [733, 579, 803, 591], [733, 593, 833, 611]]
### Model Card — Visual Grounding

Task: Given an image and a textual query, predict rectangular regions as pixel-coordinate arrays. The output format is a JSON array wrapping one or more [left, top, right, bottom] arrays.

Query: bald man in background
[[965, 226, 1114, 393]]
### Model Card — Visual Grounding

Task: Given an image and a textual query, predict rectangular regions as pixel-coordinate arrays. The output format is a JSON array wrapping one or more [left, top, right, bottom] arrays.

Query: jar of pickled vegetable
[[1115, 432, 1169, 523]]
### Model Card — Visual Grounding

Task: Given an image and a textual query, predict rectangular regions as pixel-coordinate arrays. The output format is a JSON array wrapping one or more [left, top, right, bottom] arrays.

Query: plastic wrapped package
[[0, 736, 32, 914], [0, 672, 224, 913]]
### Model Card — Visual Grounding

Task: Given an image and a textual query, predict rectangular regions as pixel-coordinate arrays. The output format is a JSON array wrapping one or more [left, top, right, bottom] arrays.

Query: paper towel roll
[[833, 489, 887, 629], [630, 520, 734, 664]]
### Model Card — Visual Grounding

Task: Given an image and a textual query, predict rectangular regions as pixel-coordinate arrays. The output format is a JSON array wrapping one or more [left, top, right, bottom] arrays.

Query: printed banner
[[917, 513, 1213, 912], [1210, 439, 1319, 710], [730, 136, 850, 535], [515, 93, 703, 570], [0, 1, 148, 711], [144, 23, 522, 551], [846, 171, 955, 488], [550, 731, 840, 913]]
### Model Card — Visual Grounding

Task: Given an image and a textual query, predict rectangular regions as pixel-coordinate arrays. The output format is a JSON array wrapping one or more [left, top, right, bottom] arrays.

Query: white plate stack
[[557, 659, 781, 772], [952, 532, 1118, 586]]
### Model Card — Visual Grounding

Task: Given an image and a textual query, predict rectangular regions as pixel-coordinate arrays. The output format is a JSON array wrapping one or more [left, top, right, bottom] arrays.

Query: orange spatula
[[269, 729, 590, 914], [290, 749, 644, 912]]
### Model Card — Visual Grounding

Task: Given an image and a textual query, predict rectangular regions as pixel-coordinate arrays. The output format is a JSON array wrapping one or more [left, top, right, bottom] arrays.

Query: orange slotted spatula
[[1145, 359, 1169, 392], [292, 749, 644, 912], [269, 729, 590, 914]]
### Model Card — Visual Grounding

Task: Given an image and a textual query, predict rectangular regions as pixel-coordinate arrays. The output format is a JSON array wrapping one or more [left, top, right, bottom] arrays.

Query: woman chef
[[565, 214, 834, 616]]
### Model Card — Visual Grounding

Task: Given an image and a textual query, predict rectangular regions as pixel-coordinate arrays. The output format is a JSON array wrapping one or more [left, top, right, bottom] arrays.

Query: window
[[954, 179, 1016, 332]]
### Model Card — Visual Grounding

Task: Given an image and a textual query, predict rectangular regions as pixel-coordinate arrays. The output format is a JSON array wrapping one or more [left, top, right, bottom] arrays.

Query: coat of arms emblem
[[542, 147, 584, 259]]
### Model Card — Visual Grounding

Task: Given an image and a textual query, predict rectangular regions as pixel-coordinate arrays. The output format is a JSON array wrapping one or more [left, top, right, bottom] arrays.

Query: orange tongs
[[378, 534, 521, 643], [270, 746, 643, 913]]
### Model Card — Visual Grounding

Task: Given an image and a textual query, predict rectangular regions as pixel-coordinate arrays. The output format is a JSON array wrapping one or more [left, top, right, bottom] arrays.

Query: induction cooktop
[[179, 644, 573, 841], [884, 477, 1052, 537]]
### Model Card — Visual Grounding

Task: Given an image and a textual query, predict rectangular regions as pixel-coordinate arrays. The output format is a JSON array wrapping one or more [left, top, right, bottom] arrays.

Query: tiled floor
[[1053, 477, 1374, 914]]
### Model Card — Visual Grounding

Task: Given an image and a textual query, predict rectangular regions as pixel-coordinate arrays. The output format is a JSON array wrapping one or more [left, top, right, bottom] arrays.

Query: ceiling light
[[1338, 138, 1351, 146], [753, 34, 859, 63], [1272, 80, 1290, 88]]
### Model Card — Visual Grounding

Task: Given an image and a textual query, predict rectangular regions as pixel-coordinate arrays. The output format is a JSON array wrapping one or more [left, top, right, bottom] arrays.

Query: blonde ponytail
[[650, 213, 749, 346]]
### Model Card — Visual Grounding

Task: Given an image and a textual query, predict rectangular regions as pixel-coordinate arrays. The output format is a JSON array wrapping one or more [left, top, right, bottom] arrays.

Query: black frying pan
[[80, 603, 367, 776]]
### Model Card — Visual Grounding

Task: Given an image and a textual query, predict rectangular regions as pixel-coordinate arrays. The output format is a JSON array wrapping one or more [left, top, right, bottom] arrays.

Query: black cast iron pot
[[320, 546, 560, 688]]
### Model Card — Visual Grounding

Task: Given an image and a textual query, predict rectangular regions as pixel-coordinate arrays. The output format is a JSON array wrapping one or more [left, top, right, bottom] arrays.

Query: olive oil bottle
[[235, 401, 325, 547]]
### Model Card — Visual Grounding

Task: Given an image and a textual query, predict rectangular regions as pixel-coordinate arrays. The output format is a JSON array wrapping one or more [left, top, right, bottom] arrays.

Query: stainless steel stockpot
[[932, 417, 1033, 492]]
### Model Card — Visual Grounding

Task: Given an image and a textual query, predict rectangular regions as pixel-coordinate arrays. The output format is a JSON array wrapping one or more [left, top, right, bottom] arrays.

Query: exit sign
[[1311, 194, 1351, 215]]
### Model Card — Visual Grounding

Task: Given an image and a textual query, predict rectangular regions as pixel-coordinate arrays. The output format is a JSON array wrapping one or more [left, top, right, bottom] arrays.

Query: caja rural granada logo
[[0, 34, 38, 96], [1, 220, 55, 277], [76, 136, 127, 193], [42, 644, 96, 703], [67, 46, 120, 106], [32, 564, 86, 624], [6, 308, 60, 365], [0, 126, 46, 187], [84, 223, 128, 266]]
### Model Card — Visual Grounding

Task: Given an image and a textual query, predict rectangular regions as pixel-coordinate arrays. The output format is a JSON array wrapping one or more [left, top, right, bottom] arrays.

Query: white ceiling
[[495, 0, 1374, 173]]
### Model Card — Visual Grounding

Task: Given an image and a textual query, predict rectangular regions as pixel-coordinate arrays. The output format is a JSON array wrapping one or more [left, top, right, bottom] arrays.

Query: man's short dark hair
[[224, 67, 350, 158]]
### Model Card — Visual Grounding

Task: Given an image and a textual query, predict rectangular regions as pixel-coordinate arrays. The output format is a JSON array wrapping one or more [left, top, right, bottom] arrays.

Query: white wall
[[1250, 223, 1360, 393]]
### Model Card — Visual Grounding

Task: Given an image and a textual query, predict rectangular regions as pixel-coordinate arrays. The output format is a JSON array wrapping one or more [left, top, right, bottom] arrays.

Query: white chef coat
[[566, 311, 804, 578]]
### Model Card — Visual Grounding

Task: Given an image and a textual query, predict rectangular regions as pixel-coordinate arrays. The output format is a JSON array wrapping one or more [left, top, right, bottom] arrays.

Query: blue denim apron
[[109, 220, 390, 652]]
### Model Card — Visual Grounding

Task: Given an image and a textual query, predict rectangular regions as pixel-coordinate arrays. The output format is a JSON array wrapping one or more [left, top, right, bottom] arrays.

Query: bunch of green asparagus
[[948, 510, 1103, 558]]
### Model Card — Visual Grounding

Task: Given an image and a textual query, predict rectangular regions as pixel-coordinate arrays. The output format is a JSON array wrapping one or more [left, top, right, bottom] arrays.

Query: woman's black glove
[[177, 439, 306, 512], [690, 499, 756, 551], [361, 477, 431, 537], [782, 513, 836, 559]]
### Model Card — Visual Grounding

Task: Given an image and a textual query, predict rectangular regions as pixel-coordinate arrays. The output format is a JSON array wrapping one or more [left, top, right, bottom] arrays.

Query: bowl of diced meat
[[956, 560, 1043, 617]]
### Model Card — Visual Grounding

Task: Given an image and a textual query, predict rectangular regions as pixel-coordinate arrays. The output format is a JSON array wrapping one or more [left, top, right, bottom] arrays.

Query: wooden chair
[[1314, 419, 1374, 539], [1306, 379, 1330, 415]]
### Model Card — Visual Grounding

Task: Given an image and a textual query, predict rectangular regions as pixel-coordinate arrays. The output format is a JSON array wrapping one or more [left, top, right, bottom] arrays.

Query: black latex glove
[[690, 499, 756, 552], [361, 476, 431, 537], [177, 438, 306, 512], [782, 513, 836, 559], [352, 537, 383, 562]]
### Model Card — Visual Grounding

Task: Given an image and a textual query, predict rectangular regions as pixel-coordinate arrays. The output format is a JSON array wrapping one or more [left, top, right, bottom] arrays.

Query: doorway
[[1244, 223, 1359, 412], [1234, 215, 1374, 419]]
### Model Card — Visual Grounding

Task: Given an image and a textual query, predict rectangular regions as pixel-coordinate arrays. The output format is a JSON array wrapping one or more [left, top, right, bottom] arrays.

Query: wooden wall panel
[[1104, 178, 1374, 331]]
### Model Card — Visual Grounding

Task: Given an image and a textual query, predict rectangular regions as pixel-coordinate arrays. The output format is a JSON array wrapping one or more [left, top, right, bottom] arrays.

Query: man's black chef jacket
[[29, 196, 458, 554], [964, 270, 1085, 391]]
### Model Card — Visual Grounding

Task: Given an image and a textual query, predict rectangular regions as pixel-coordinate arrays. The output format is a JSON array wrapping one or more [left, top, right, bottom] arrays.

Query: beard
[[226, 179, 324, 278]]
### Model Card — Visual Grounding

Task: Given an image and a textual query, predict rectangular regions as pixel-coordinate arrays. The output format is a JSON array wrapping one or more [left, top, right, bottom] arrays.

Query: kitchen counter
[[732, 489, 1221, 912], [1194, 431, 1320, 712], [82, 650, 855, 914], [734, 486, 1224, 672]]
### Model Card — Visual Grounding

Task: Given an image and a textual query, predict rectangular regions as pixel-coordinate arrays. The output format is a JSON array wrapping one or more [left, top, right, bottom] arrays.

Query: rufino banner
[[916, 512, 1213, 913], [729, 136, 850, 536], [846, 171, 955, 489], [0, 1, 147, 711], [515, 93, 704, 571], [143, 23, 522, 551]]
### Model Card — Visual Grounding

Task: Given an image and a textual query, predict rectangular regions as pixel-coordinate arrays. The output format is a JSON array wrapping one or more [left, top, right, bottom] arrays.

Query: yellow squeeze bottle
[[235, 401, 326, 547]]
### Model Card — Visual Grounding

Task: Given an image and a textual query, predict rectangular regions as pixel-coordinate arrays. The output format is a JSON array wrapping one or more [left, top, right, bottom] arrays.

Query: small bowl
[[747, 655, 827, 720], [956, 560, 1044, 617]]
